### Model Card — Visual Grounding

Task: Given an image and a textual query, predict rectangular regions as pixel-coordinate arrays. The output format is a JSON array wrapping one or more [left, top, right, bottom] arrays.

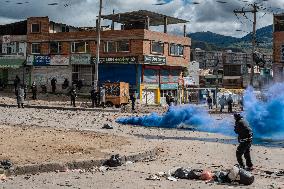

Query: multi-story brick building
[[273, 14, 284, 82], [0, 10, 191, 105], [0, 21, 28, 88]]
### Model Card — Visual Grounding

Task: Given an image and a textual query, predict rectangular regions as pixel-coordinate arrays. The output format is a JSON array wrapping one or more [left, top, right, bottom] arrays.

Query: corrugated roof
[[101, 10, 188, 26]]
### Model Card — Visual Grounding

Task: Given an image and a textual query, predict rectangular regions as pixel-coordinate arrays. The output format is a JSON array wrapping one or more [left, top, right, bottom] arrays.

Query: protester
[[130, 92, 136, 111], [23, 83, 27, 100], [77, 79, 83, 91], [219, 95, 226, 113], [69, 85, 77, 107], [14, 75, 20, 92], [90, 87, 97, 108], [166, 92, 172, 106], [234, 113, 254, 171], [100, 86, 106, 108], [227, 94, 233, 113], [51, 78, 57, 94], [240, 96, 244, 111], [62, 78, 69, 90], [31, 81, 37, 100], [16, 85, 25, 108], [207, 95, 213, 110]]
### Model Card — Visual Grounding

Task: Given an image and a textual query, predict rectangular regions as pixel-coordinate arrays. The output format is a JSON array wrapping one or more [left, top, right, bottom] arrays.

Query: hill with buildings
[[189, 24, 273, 53]]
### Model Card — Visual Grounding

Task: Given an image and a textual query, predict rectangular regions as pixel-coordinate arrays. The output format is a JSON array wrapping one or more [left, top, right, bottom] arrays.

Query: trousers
[[236, 141, 253, 168]]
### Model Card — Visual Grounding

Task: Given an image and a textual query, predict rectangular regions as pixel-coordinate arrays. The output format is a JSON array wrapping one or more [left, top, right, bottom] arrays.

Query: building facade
[[0, 10, 191, 105], [273, 14, 284, 82]]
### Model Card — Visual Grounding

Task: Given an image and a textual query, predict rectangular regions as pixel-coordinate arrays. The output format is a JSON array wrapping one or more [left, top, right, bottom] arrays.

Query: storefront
[[28, 55, 71, 92], [70, 54, 94, 92], [0, 56, 26, 89], [95, 56, 140, 92]]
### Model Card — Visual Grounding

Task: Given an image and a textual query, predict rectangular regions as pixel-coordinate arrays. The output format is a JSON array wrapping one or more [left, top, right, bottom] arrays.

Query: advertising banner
[[50, 55, 69, 66]]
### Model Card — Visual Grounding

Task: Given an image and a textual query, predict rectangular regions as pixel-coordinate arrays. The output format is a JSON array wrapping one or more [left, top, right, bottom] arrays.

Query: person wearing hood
[[234, 113, 254, 171], [219, 95, 226, 113]]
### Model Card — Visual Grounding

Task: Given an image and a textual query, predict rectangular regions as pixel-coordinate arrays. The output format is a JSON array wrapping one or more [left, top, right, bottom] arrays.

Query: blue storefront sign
[[160, 83, 178, 90], [34, 56, 51, 66]]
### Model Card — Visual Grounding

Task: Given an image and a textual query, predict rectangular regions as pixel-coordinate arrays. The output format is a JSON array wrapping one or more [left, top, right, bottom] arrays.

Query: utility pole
[[95, 0, 103, 89], [234, 3, 258, 86]]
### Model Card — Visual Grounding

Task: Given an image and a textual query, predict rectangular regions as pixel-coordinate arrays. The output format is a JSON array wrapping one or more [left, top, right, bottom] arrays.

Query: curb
[[11, 147, 159, 175], [0, 104, 120, 113]]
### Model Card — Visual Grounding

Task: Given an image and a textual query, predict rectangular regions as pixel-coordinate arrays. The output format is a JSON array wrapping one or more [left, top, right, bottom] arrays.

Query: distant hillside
[[188, 25, 273, 53]]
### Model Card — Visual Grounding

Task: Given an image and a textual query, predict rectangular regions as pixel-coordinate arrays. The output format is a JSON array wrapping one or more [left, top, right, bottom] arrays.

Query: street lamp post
[[95, 0, 103, 89]]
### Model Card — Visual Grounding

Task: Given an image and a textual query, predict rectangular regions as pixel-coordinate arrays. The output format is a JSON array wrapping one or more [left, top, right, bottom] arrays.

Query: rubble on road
[[102, 124, 114, 129], [103, 154, 122, 167], [147, 165, 255, 186]]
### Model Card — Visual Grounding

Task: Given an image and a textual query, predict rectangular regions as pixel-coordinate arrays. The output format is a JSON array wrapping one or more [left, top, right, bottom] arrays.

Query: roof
[[101, 10, 188, 26]]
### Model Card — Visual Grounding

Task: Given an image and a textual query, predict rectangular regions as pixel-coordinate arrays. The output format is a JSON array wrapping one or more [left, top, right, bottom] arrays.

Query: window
[[50, 42, 62, 54], [62, 25, 69, 32], [104, 41, 116, 53], [71, 42, 88, 53], [31, 43, 41, 54], [117, 41, 130, 52], [7, 47, 12, 55], [31, 23, 40, 33], [170, 44, 184, 56], [151, 41, 164, 54]]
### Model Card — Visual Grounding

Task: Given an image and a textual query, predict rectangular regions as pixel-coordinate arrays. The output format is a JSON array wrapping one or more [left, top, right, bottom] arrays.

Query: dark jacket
[[69, 88, 77, 99], [234, 119, 253, 142]]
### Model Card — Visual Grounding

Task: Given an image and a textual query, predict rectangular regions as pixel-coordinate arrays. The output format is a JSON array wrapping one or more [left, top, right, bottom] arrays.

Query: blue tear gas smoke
[[243, 83, 284, 139], [116, 105, 235, 136], [116, 83, 284, 140]]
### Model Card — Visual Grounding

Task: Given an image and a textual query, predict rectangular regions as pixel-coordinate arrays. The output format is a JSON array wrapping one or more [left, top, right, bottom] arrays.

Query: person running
[[234, 113, 254, 171]]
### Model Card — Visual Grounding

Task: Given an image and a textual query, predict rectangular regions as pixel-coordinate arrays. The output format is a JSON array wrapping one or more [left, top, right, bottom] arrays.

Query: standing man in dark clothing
[[69, 85, 77, 107], [90, 87, 97, 108], [234, 113, 253, 170], [166, 93, 171, 106], [31, 81, 37, 100], [227, 94, 233, 113], [130, 92, 136, 111], [207, 96, 213, 110], [14, 75, 20, 92], [51, 78, 57, 94]]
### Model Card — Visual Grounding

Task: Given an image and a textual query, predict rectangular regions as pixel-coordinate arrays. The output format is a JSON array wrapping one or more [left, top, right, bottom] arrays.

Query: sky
[[0, 0, 284, 37]]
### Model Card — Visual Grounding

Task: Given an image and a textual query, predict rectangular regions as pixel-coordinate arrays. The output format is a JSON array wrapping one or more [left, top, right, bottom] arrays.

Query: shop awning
[[0, 59, 25, 68]]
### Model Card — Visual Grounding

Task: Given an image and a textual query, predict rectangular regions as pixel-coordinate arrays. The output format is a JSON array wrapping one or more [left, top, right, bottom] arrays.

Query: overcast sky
[[0, 0, 283, 37]]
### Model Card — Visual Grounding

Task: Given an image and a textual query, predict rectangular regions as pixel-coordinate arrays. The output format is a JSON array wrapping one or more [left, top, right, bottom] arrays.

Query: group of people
[[206, 94, 234, 113]]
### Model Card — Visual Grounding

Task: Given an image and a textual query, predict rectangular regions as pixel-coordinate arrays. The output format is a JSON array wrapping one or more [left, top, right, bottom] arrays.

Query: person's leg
[[18, 103, 20, 108], [92, 99, 95, 108], [21, 103, 24, 108], [236, 142, 246, 168], [244, 142, 253, 168]]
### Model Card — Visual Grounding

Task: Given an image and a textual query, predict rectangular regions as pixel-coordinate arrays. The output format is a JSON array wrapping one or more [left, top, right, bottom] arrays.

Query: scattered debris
[[146, 174, 161, 181], [167, 176, 178, 181], [0, 160, 13, 170], [173, 167, 191, 179], [103, 154, 122, 167], [102, 124, 114, 129]]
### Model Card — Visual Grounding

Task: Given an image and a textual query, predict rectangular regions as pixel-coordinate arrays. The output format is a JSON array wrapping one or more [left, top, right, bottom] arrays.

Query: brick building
[[0, 10, 191, 105], [273, 14, 284, 82]]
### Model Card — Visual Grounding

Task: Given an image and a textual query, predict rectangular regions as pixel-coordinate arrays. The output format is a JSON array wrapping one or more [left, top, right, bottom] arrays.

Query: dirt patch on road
[[0, 125, 129, 165]]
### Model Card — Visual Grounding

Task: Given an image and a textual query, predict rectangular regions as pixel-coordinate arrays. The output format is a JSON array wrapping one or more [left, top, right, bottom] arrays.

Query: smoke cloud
[[243, 83, 284, 140], [117, 83, 284, 140]]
